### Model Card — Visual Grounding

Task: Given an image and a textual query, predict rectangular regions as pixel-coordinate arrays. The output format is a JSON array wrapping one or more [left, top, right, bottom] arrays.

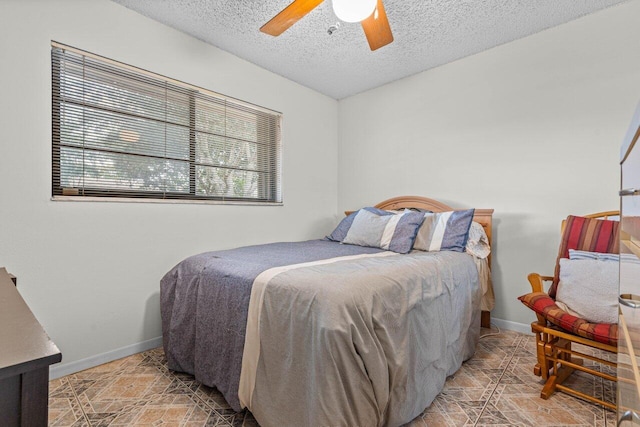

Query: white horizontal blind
[[51, 43, 282, 203]]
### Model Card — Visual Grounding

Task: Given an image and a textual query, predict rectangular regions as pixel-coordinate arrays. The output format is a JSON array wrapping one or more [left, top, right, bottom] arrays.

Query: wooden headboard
[[346, 195, 494, 247]]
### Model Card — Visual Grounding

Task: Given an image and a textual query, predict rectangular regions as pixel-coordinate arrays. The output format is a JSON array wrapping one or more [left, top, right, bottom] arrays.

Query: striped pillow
[[413, 209, 475, 252], [342, 209, 425, 254], [326, 207, 394, 242], [549, 215, 619, 298], [568, 249, 619, 262]]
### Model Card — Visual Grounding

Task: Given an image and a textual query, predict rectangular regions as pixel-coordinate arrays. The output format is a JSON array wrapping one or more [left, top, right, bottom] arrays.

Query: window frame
[[51, 42, 283, 205]]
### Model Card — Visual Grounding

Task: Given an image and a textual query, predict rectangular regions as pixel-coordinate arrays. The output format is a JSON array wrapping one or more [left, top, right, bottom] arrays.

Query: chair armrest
[[527, 273, 553, 293]]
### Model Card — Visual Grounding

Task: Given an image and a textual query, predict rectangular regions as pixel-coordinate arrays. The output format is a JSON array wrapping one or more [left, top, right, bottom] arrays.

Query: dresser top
[[0, 268, 61, 379]]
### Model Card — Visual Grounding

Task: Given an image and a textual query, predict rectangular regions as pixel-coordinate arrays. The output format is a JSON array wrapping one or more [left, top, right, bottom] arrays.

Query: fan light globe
[[332, 0, 377, 23]]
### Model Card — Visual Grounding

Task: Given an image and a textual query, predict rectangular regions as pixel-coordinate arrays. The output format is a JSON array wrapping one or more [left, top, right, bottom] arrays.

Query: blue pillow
[[413, 209, 475, 252], [341, 209, 425, 254], [326, 207, 393, 242]]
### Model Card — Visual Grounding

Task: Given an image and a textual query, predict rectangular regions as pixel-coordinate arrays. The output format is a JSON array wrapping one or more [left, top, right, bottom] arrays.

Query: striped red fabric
[[595, 220, 615, 252], [518, 292, 618, 346], [565, 216, 585, 255], [549, 215, 620, 298]]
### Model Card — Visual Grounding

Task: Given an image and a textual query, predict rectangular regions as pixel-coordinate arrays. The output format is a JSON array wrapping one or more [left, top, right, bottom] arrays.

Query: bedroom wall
[[0, 0, 338, 374], [337, 1, 640, 329]]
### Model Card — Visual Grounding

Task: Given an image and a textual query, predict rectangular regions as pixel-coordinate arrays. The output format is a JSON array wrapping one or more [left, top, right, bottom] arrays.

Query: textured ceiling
[[111, 0, 628, 99]]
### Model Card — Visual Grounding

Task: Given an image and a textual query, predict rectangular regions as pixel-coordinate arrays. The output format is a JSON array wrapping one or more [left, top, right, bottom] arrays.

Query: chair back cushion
[[549, 215, 619, 298]]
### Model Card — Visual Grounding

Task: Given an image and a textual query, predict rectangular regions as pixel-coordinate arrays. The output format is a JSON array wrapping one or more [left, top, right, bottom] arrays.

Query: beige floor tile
[[51, 328, 616, 427]]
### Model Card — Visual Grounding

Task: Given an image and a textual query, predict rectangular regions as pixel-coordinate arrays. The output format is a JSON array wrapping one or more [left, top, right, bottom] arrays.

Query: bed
[[161, 196, 494, 427]]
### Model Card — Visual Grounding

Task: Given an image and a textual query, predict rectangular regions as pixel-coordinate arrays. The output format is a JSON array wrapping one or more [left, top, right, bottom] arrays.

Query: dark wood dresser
[[0, 268, 62, 426]]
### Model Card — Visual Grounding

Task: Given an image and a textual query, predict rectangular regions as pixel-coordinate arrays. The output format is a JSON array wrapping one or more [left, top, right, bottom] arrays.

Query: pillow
[[555, 258, 618, 324], [465, 221, 490, 259], [326, 207, 394, 242], [568, 249, 619, 262], [342, 209, 425, 254], [413, 209, 475, 252], [549, 214, 619, 298]]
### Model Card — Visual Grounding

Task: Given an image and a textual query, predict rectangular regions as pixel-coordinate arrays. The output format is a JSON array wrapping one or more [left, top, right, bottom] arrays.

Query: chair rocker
[[518, 211, 620, 410]]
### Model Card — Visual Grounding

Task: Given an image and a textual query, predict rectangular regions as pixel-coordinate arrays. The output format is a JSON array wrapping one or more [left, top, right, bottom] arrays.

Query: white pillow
[[555, 258, 618, 324], [465, 221, 490, 259]]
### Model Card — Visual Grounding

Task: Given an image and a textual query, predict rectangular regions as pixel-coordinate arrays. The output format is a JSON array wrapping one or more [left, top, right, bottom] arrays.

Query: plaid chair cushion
[[549, 215, 620, 298], [518, 292, 618, 346]]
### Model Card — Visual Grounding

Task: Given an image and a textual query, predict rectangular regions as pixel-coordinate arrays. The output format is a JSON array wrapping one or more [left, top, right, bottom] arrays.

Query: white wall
[[338, 1, 640, 326], [0, 0, 338, 370], [1, 0, 637, 374]]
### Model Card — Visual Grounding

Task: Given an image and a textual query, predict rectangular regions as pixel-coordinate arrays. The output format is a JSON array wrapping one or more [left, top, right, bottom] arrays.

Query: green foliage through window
[[52, 43, 282, 203]]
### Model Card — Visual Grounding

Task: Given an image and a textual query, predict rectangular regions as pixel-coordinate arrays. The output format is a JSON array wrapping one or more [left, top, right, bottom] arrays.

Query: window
[[51, 43, 282, 204]]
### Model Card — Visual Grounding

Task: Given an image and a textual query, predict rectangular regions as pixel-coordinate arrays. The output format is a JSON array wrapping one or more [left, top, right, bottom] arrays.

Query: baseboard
[[49, 336, 163, 380], [490, 317, 532, 335]]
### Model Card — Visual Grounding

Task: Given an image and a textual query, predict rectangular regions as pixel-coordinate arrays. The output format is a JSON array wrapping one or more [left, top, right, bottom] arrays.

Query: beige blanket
[[239, 250, 481, 427]]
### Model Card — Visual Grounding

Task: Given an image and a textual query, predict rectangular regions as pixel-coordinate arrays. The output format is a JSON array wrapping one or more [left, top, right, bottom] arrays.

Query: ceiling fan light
[[332, 0, 377, 23]]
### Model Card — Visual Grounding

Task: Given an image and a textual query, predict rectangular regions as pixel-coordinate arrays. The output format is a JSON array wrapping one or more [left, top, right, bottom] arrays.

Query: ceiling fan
[[260, 0, 393, 51]]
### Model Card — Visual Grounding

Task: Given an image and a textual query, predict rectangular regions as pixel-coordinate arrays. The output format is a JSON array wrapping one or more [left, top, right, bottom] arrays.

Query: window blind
[[51, 43, 282, 203]]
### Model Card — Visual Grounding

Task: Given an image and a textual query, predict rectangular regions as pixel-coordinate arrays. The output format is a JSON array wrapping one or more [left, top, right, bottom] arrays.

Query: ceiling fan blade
[[261, 0, 325, 37], [361, 0, 393, 51]]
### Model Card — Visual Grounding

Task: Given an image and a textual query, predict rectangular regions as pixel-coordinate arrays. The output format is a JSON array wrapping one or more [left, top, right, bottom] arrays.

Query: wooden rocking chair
[[518, 212, 620, 410]]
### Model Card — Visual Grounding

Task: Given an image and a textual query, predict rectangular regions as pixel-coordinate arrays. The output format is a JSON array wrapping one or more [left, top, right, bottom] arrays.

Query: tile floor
[[48, 328, 617, 426]]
